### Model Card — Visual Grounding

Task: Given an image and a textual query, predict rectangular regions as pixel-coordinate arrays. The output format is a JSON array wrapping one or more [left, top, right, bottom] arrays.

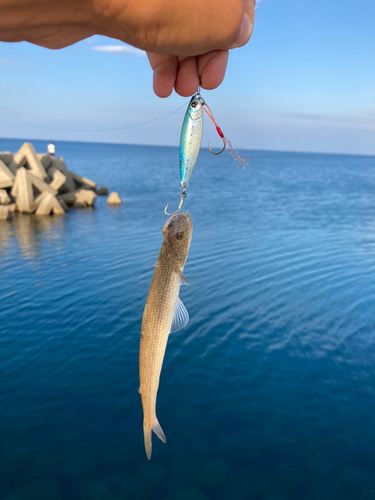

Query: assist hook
[[164, 183, 188, 216], [208, 138, 226, 155], [201, 100, 226, 155]]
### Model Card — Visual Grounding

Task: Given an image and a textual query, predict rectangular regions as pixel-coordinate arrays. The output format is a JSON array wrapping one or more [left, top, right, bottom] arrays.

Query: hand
[[0, 0, 255, 98], [146, 1, 255, 98]]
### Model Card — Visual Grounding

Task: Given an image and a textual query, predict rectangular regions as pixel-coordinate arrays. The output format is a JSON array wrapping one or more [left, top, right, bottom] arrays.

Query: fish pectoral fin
[[177, 269, 189, 285], [170, 297, 189, 333]]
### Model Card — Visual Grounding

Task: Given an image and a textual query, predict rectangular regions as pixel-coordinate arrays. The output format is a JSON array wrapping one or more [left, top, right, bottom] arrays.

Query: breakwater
[[0, 142, 118, 220]]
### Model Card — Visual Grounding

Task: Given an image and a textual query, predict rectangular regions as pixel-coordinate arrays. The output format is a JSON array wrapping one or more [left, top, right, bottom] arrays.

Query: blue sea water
[[1, 138, 375, 500]]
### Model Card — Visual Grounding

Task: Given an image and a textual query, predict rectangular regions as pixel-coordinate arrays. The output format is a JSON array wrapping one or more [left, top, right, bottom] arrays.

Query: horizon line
[[0, 136, 374, 159]]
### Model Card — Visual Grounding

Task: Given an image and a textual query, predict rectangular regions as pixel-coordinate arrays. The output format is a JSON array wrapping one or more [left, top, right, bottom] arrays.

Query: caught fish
[[139, 212, 193, 459], [179, 95, 203, 187]]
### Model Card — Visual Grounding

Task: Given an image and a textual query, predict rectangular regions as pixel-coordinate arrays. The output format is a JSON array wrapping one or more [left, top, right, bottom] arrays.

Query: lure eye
[[191, 102, 197, 108]]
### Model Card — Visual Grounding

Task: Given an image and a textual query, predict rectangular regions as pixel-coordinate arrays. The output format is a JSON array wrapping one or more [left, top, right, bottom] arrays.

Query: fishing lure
[[165, 95, 203, 215], [179, 94, 203, 187], [165, 91, 249, 215]]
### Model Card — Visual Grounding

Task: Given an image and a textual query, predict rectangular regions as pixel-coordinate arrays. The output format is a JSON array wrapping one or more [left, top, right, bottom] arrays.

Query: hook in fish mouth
[[164, 183, 188, 216]]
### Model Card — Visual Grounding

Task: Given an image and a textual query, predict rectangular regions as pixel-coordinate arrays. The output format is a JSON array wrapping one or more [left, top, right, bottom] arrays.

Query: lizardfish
[[139, 212, 193, 460]]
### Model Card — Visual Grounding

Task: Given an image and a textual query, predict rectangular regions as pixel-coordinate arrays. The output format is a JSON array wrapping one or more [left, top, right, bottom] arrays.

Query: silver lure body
[[179, 95, 203, 186]]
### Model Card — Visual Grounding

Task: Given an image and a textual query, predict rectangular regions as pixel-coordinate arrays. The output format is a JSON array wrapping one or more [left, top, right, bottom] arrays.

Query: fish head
[[187, 96, 202, 120], [163, 213, 193, 262]]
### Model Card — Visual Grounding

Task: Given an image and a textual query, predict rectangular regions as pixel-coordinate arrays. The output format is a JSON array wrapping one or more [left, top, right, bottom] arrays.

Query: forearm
[[0, 0, 244, 54], [0, 0, 98, 48], [0, 0, 254, 98]]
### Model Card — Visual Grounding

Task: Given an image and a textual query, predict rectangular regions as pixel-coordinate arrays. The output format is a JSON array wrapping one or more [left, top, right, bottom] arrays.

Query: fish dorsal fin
[[177, 269, 189, 285], [170, 297, 189, 333]]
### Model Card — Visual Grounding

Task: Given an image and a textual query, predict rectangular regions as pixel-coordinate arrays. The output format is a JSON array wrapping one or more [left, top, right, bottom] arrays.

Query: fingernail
[[229, 13, 252, 49]]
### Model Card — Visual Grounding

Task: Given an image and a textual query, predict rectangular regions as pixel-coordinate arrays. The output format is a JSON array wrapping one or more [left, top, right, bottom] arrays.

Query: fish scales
[[139, 213, 193, 459]]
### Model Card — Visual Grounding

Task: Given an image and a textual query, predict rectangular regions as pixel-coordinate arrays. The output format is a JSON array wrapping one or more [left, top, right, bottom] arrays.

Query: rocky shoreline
[[0, 142, 121, 220]]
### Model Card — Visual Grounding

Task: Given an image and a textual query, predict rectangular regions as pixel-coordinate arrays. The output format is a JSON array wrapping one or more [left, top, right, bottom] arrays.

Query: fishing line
[[0, 101, 188, 133], [255, 0, 266, 11], [0, 1, 266, 134]]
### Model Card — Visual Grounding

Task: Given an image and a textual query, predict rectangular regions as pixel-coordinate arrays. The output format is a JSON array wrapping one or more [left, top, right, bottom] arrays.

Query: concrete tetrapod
[[58, 189, 97, 207], [49, 169, 67, 192], [0, 206, 12, 220], [0, 153, 13, 165], [0, 189, 11, 205], [50, 158, 76, 192], [35, 193, 65, 215], [2, 144, 104, 216], [0, 159, 15, 189], [37, 154, 53, 171], [70, 171, 97, 191], [28, 171, 58, 195], [13, 143, 48, 180], [0, 153, 17, 175], [11, 167, 35, 213], [107, 192, 122, 205], [96, 186, 108, 195]]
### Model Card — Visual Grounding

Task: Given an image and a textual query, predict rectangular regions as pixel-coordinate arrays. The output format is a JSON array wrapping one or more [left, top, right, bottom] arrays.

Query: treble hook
[[164, 184, 188, 216], [208, 137, 226, 155]]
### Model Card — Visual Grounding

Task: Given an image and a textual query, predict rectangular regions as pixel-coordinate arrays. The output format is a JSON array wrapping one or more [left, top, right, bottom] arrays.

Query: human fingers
[[148, 54, 200, 98], [174, 51, 229, 95], [148, 50, 228, 98], [197, 50, 228, 90], [147, 53, 178, 98], [174, 57, 200, 97]]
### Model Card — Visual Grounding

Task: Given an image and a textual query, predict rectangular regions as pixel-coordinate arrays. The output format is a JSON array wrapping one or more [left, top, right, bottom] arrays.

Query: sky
[[0, 0, 374, 155]]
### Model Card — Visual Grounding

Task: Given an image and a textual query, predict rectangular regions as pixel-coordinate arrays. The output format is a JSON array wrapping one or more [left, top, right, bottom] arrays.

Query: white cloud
[[0, 58, 31, 67], [93, 45, 146, 57], [282, 112, 375, 131]]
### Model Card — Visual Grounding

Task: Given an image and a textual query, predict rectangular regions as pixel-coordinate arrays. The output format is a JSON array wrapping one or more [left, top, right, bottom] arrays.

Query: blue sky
[[0, 0, 374, 155]]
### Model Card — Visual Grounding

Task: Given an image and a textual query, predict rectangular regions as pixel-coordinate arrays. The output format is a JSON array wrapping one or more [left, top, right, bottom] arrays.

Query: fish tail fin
[[153, 418, 166, 443], [143, 425, 152, 460], [143, 418, 166, 460]]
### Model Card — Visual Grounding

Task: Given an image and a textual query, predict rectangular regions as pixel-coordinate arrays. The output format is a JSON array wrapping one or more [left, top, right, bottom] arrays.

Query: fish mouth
[[163, 212, 193, 246], [179, 212, 193, 247], [165, 212, 192, 229], [177, 212, 193, 238], [181, 212, 192, 227]]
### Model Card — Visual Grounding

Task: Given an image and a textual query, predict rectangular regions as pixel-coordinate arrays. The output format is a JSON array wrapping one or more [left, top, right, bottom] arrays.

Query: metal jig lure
[[164, 94, 204, 215], [164, 90, 250, 215]]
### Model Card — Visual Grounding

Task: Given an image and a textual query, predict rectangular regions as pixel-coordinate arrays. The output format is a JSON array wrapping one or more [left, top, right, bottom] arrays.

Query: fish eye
[[175, 232, 184, 240], [191, 101, 197, 108]]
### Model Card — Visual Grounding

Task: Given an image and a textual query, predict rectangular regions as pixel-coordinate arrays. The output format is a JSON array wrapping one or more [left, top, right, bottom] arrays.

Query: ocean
[[1, 138, 375, 500]]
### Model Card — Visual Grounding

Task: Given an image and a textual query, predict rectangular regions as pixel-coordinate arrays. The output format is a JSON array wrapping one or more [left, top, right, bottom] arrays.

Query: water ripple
[[1, 142, 375, 500]]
